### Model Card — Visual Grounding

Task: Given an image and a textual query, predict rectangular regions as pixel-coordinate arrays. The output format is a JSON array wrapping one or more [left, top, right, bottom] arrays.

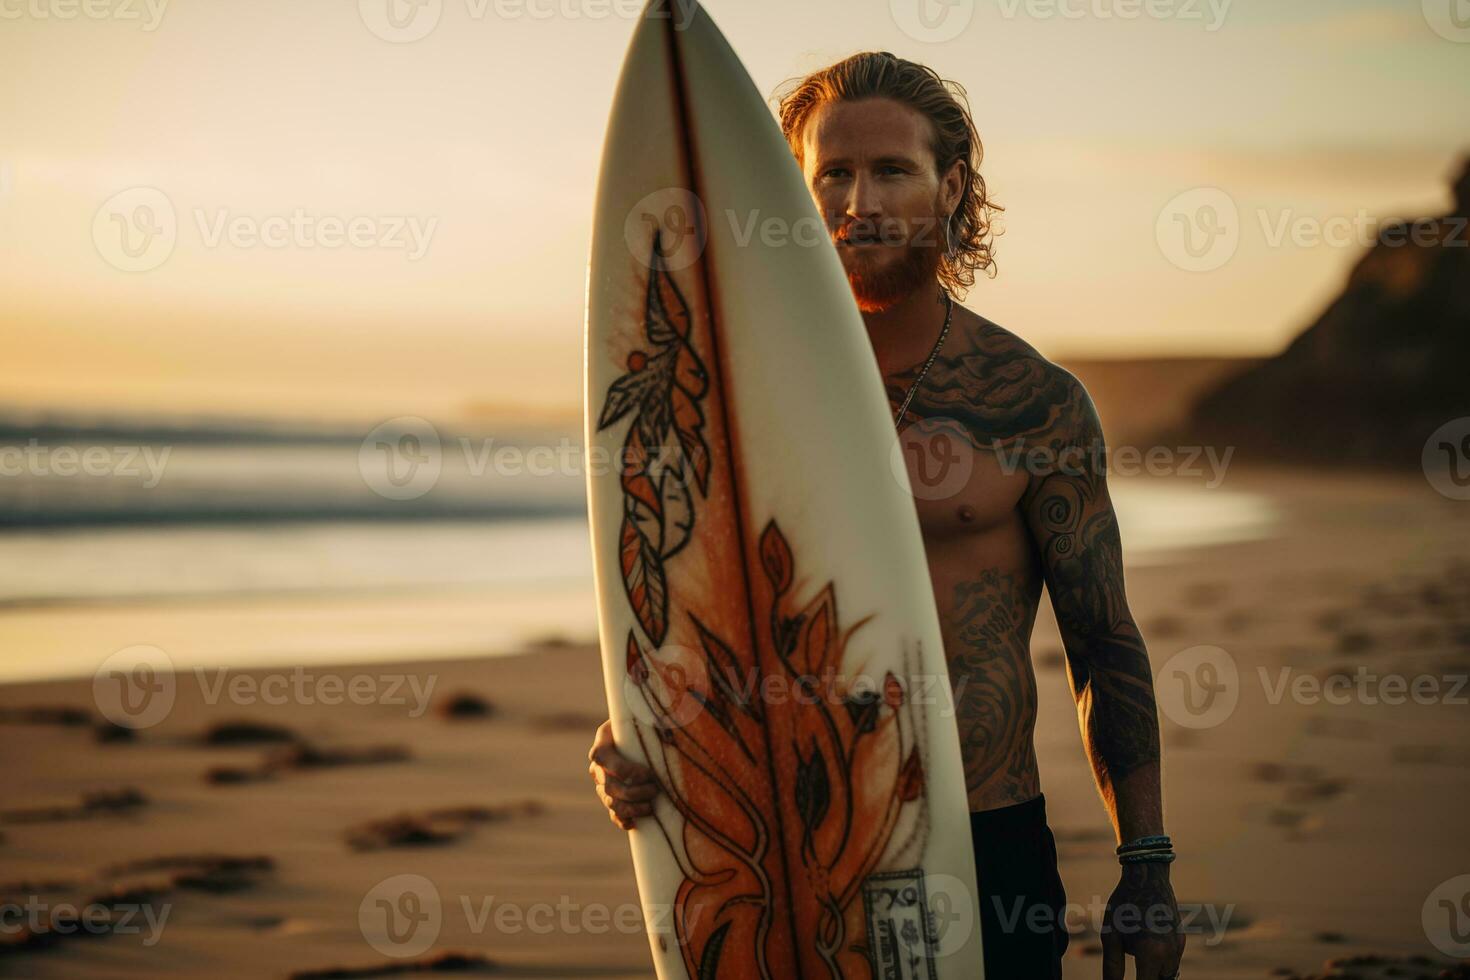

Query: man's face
[[800, 96, 961, 313]]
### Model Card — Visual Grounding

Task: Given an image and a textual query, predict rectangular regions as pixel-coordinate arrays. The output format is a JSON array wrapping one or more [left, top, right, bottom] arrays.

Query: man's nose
[[846, 173, 883, 222]]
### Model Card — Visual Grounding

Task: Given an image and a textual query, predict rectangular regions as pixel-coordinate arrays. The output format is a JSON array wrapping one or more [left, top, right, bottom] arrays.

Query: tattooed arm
[[1020, 375, 1184, 980], [1020, 377, 1161, 838]]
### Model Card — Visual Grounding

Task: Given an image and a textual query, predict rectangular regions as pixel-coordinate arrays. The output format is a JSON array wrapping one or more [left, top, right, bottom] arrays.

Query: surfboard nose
[[634, 0, 706, 38]]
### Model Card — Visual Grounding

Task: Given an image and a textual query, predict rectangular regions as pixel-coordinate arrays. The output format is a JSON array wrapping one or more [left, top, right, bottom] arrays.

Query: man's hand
[[587, 719, 661, 830], [1101, 864, 1185, 980]]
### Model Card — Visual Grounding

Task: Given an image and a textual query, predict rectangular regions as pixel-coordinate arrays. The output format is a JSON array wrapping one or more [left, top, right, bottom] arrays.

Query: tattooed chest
[[894, 413, 1032, 540], [886, 338, 1080, 445]]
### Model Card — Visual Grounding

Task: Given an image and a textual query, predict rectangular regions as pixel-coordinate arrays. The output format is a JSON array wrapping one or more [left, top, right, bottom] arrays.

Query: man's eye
[[823, 169, 849, 179]]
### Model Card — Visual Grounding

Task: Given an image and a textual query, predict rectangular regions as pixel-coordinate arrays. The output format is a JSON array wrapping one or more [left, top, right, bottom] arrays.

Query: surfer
[[589, 51, 1185, 980]]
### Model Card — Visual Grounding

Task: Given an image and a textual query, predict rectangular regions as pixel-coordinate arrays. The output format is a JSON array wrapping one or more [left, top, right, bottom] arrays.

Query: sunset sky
[[1, 0, 1467, 426]]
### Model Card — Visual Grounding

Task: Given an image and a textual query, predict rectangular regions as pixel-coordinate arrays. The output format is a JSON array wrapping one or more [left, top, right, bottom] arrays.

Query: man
[[589, 51, 1185, 980]]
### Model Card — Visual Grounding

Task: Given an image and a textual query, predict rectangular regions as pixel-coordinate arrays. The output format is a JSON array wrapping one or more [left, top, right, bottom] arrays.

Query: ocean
[[0, 434, 1279, 684]]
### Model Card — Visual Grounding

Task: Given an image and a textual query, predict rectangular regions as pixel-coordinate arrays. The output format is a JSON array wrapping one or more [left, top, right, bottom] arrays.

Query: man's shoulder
[[946, 306, 1098, 437], [960, 310, 1056, 368]]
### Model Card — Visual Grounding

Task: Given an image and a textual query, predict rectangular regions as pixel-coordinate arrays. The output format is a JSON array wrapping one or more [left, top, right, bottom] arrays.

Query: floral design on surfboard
[[597, 229, 711, 647], [597, 228, 935, 979]]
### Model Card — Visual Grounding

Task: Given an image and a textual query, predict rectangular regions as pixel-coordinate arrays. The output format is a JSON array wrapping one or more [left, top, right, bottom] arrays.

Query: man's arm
[[1020, 375, 1184, 980], [1020, 378, 1161, 837]]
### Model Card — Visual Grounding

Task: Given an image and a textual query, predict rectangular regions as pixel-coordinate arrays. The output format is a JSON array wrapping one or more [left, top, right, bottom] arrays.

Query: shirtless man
[[588, 51, 1185, 980]]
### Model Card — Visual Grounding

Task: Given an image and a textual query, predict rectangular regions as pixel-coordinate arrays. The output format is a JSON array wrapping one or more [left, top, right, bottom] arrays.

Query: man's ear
[[942, 157, 967, 217]]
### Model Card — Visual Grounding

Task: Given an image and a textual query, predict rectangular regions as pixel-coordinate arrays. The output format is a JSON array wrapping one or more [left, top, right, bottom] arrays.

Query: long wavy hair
[[775, 51, 1002, 298]]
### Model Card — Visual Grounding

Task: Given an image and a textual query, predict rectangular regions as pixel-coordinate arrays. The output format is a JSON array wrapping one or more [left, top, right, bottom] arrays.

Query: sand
[[3, 462, 1468, 979]]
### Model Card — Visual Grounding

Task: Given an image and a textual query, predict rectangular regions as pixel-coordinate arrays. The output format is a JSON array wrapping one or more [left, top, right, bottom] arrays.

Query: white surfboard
[[583, 2, 983, 977]]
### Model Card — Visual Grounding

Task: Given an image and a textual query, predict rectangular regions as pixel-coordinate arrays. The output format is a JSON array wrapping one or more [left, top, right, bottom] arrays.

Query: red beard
[[841, 221, 945, 313]]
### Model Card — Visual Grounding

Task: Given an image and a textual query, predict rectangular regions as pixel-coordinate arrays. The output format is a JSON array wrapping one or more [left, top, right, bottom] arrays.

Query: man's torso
[[881, 305, 1086, 812]]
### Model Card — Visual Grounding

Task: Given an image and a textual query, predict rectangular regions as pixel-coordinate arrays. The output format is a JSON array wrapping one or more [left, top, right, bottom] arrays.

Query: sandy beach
[[3, 462, 1468, 979], [4, 0, 1465, 974]]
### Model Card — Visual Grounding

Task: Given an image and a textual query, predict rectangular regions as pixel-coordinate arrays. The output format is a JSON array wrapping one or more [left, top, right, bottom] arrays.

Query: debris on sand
[[345, 801, 544, 851], [437, 692, 495, 721], [287, 952, 498, 978], [0, 788, 147, 825]]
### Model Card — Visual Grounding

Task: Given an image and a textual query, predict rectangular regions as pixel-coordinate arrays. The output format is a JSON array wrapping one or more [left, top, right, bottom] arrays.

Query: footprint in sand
[[203, 740, 412, 786], [344, 801, 545, 851], [1249, 761, 1352, 833], [0, 855, 274, 959], [0, 788, 147, 825], [1273, 953, 1470, 979], [437, 692, 495, 720], [287, 952, 497, 979]]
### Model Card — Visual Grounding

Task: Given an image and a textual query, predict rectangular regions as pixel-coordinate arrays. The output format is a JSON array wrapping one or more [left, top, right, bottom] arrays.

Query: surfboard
[[583, 2, 984, 977]]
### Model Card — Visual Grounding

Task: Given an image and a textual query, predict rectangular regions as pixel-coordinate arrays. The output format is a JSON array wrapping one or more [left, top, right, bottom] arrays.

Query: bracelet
[[1117, 834, 1175, 866]]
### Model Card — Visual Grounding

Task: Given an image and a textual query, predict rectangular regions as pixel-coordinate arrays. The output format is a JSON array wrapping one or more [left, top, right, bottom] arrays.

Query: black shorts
[[971, 795, 1069, 979]]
